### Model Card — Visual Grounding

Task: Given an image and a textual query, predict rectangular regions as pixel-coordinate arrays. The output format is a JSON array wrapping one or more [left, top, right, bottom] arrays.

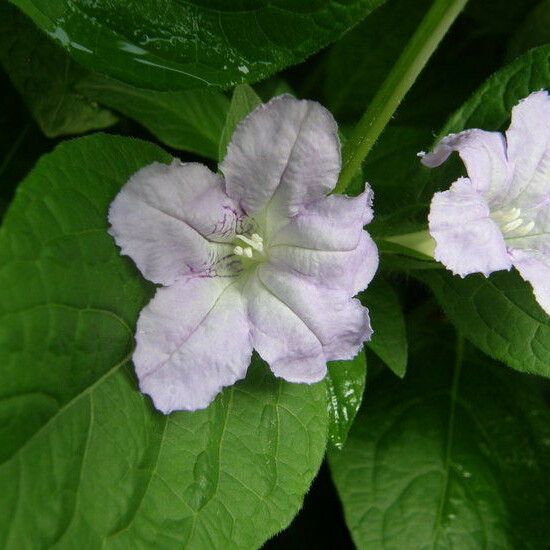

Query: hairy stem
[[334, 0, 469, 194]]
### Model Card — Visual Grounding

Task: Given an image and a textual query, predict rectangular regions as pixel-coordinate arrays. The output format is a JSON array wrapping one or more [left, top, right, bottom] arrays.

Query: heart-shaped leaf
[[329, 317, 550, 548], [0, 134, 328, 549]]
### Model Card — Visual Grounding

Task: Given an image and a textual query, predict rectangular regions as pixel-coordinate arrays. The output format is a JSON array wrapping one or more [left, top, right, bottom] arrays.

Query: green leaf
[[77, 76, 230, 160], [0, 4, 117, 137], [218, 84, 262, 161], [326, 352, 367, 450], [329, 320, 550, 549], [362, 278, 407, 377], [0, 134, 328, 548], [434, 44, 550, 145], [10, 0, 387, 91], [417, 270, 550, 378]]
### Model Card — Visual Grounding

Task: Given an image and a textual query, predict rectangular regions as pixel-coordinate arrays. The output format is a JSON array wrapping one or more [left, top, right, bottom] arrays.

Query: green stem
[[334, 0, 468, 194]]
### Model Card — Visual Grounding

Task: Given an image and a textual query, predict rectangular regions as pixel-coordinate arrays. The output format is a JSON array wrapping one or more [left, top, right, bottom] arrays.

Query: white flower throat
[[491, 206, 535, 238]]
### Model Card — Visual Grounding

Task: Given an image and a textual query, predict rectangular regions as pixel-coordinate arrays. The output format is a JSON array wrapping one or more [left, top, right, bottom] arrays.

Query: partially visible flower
[[421, 90, 550, 315], [109, 95, 378, 413]]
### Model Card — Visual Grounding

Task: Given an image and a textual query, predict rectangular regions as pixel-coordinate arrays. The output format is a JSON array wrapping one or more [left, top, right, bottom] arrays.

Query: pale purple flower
[[109, 95, 378, 413], [421, 90, 550, 315]]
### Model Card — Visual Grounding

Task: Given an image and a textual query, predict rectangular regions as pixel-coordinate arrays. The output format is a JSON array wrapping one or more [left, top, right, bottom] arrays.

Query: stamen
[[501, 218, 524, 233], [523, 220, 535, 233], [492, 207, 521, 224], [513, 220, 535, 237], [233, 246, 244, 256], [243, 247, 253, 258], [494, 206, 536, 239], [234, 233, 265, 254]]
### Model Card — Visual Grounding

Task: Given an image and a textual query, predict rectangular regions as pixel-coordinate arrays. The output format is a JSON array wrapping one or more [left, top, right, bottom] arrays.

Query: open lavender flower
[[421, 90, 550, 315], [109, 95, 378, 413]]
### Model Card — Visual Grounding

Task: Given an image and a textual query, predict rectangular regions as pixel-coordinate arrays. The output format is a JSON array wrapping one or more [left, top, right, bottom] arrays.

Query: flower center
[[491, 207, 535, 239], [233, 233, 266, 264]]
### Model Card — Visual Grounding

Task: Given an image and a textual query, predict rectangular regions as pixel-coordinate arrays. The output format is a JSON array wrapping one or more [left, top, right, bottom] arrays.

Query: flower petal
[[246, 274, 327, 384], [248, 264, 371, 383], [220, 95, 341, 216], [509, 248, 550, 315], [109, 160, 243, 286], [506, 90, 550, 206], [268, 230, 378, 296], [429, 177, 512, 276], [420, 129, 510, 202], [134, 277, 252, 413], [270, 185, 374, 251]]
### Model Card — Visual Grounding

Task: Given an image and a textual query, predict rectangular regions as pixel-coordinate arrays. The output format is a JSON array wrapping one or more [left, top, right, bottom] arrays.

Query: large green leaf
[[78, 76, 230, 160], [10, 0, 386, 91], [0, 4, 117, 137], [329, 318, 550, 549], [362, 277, 407, 377], [417, 270, 550, 378], [0, 134, 328, 549], [325, 352, 367, 450], [0, 3, 231, 159]]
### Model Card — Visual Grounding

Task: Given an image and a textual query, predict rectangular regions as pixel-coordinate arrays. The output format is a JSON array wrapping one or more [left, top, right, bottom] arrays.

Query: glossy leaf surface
[[10, 0, 386, 91], [326, 352, 367, 450]]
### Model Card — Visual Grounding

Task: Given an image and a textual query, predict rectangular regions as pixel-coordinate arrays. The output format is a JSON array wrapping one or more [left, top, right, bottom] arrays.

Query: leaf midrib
[[431, 335, 464, 547], [0, 350, 132, 467]]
